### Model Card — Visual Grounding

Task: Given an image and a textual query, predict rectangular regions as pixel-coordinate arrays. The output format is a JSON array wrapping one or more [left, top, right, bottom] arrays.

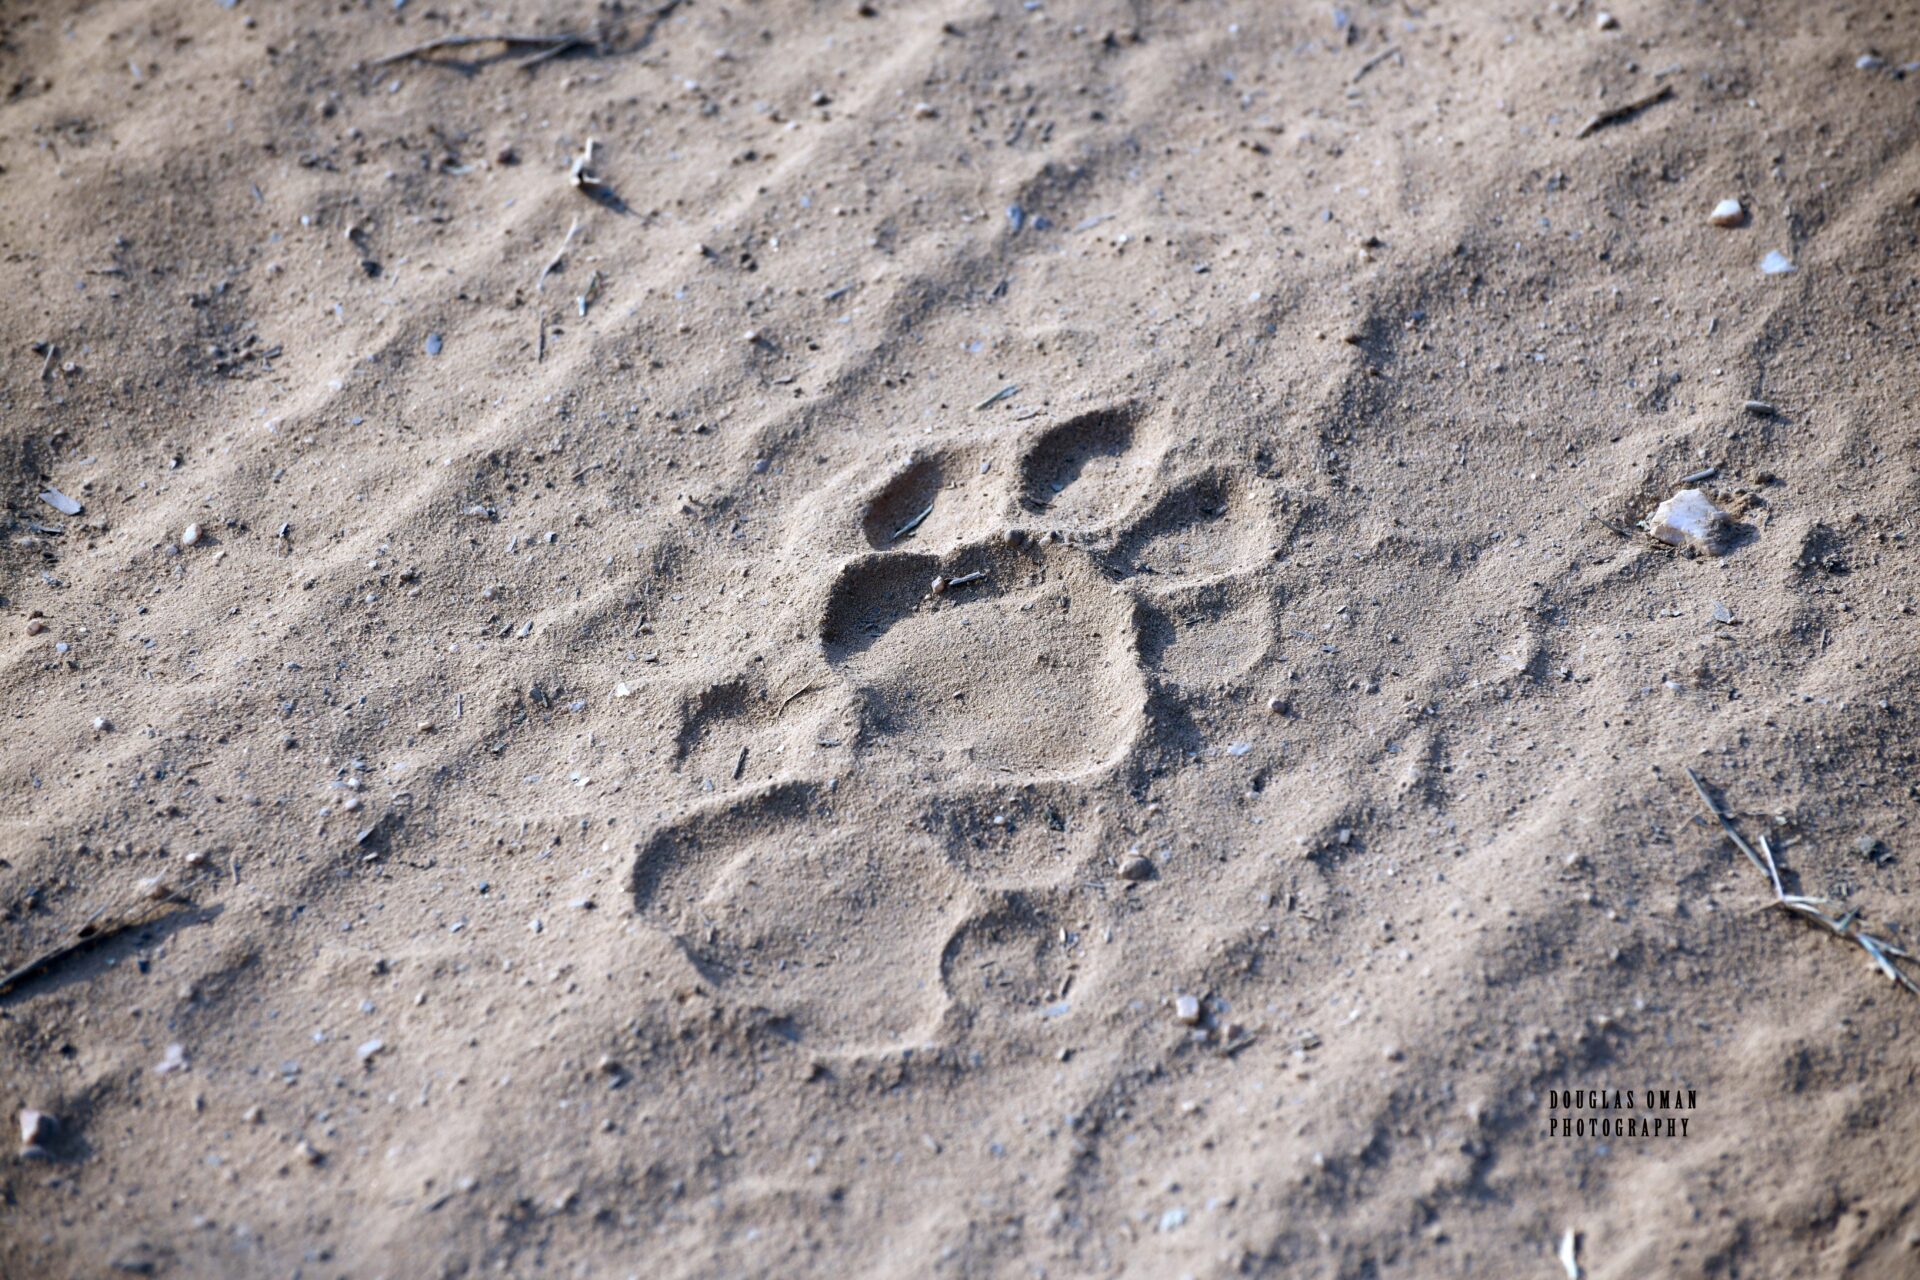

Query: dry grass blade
[[0, 890, 184, 997], [371, 33, 588, 69], [1688, 771, 1920, 998], [1575, 84, 1674, 139]]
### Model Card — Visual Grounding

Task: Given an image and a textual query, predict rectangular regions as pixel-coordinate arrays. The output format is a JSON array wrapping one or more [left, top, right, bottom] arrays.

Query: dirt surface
[[4, 1, 1920, 1276]]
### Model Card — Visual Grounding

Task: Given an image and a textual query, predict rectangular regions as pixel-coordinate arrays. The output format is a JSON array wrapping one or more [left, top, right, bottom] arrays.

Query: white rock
[[1595, 11, 1616, 29], [154, 1042, 189, 1075], [18, 1108, 56, 1150], [1708, 198, 1743, 227], [181, 522, 202, 547], [1647, 489, 1732, 554], [357, 1038, 385, 1062], [1173, 995, 1202, 1025], [1760, 250, 1795, 276]]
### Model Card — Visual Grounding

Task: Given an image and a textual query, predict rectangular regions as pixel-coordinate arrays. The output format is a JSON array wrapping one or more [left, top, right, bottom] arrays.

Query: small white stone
[[1647, 488, 1732, 554], [357, 1038, 385, 1062], [18, 1108, 56, 1150], [1595, 10, 1616, 28], [912, 101, 938, 119], [1173, 995, 1202, 1025], [181, 522, 202, 547], [1760, 250, 1795, 276], [154, 1042, 189, 1075], [1708, 198, 1743, 227]]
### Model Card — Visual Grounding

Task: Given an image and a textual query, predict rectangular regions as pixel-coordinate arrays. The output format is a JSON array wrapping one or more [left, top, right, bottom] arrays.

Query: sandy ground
[[4, 0, 1920, 1276]]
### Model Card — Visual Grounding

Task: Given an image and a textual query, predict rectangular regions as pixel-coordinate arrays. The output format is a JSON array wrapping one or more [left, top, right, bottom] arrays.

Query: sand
[[5, 1, 1920, 1276]]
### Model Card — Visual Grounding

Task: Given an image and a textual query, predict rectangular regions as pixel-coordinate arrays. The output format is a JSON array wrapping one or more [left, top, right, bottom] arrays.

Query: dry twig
[[372, 32, 588, 69], [1686, 768, 1919, 996], [1575, 84, 1673, 139]]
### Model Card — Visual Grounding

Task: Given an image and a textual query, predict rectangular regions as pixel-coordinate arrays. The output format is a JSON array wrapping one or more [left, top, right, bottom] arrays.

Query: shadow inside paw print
[[821, 539, 1144, 779]]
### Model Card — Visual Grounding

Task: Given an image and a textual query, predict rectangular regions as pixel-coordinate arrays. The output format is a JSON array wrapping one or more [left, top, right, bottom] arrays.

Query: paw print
[[628, 401, 1281, 1051]]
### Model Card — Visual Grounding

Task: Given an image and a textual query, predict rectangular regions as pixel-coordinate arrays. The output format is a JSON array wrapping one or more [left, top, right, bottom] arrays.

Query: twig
[[371, 33, 587, 69], [569, 138, 602, 190], [892, 502, 934, 541], [1575, 84, 1673, 139], [537, 218, 581, 292], [1352, 45, 1401, 83], [1587, 508, 1630, 538], [535, 218, 581, 363], [0, 895, 180, 997], [777, 683, 819, 714], [973, 384, 1018, 411], [1678, 466, 1717, 484], [931, 570, 986, 595], [1685, 770, 1920, 997]]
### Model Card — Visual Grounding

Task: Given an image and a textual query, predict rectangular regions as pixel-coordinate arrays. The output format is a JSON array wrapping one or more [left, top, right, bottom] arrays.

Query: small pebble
[[18, 1108, 56, 1155], [181, 522, 202, 547], [1857, 53, 1885, 71], [930, 575, 948, 595], [154, 1043, 189, 1075], [1594, 11, 1616, 29], [912, 101, 938, 118], [1118, 855, 1155, 882], [1708, 198, 1743, 227], [424, 333, 443, 356], [1266, 696, 1289, 714], [1173, 995, 1202, 1025], [1760, 250, 1795, 276], [25, 618, 47, 636], [92, 717, 111, 731], [1742, 400, 1776, 417], [357, 1038, 385, 1062]]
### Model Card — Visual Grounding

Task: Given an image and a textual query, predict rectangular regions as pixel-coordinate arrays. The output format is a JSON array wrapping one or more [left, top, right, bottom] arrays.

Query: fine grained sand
[[4, 1, 1920, 1276]]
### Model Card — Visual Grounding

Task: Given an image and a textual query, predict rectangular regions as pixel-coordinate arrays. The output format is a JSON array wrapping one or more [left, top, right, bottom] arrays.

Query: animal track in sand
[[1017, 404, 1163, 526], [631, 782, 960, 1052], [822, 539, 1143, 778], [632, 401, 1280, 1048], [857, 447, 998, 550]]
